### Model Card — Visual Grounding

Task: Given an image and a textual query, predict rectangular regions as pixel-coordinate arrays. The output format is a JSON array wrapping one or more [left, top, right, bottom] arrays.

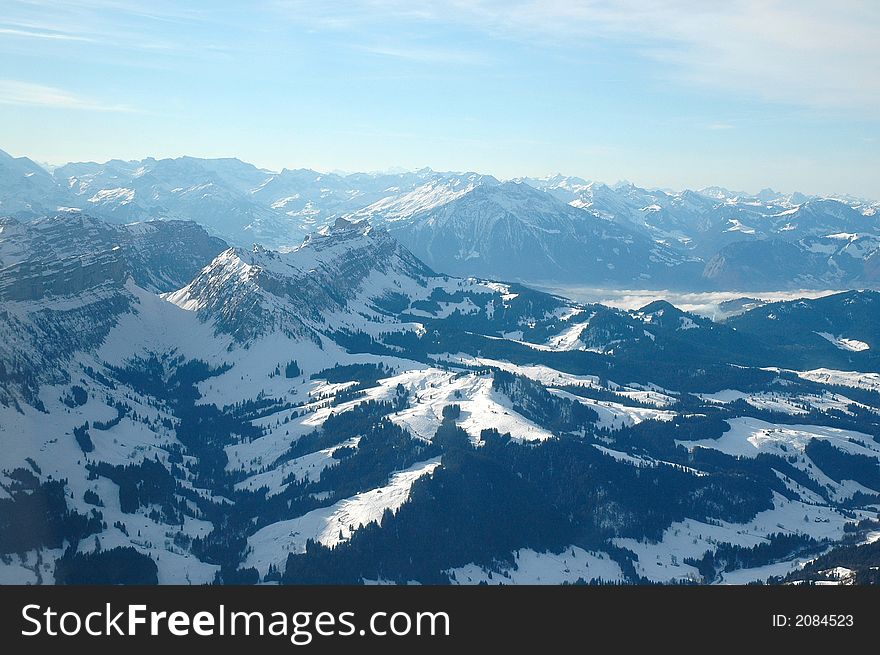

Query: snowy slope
[[347, 173, 494, 223], [389, 180, 693, 284], [447, 546, 624, 585], [244, 458, 441, 576]]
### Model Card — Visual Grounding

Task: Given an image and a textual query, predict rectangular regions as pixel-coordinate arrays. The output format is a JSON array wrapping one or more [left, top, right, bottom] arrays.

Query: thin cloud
[[0, 80, 134, 112], [358, 44, 492, 66], [10, 0, 210, 25], [270, 1, 880, 113], [0, 26, 94, 41], [1, 2, 234, 59]]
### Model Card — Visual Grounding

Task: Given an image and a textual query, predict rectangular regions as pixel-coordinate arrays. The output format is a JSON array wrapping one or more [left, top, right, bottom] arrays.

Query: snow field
[[447, 546, 624, 585], [245, 458, 441, 576], [549, 388, 675, 429], [679, 417, 880, 460], [615, 492, 870, 583]]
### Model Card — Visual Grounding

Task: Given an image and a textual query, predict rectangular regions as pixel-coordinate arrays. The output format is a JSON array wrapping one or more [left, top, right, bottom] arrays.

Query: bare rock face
[[0, 248, 128, 301], [0, 213, 228, 293]]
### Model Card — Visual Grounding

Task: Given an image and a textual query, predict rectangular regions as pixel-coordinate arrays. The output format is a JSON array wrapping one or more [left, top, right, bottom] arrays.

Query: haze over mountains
[[3, 148, 880, 586], [2, 148, 878, 291]]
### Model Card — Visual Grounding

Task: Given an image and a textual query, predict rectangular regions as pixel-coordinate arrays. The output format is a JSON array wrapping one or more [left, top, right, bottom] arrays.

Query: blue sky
[[0, 0, 878, 197]]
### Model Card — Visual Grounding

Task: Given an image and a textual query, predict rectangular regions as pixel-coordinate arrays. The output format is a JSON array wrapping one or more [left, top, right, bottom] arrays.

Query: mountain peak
[[638, 299, 681, 316], [331, 215, 363, 232], [756, 187, 780, 201], [167, 220, 434, 343], [312, 216, 373, 241]]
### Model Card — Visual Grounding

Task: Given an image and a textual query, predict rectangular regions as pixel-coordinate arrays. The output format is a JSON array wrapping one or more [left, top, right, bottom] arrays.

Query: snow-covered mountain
[[385, 180, 702, 284], [3, 213, 880, 586], [165, 217, 439, 342], [1, 148, 879, 290], [0, 213, 227, 293], [523, 175, 880, 289], [54, 156, 301, 246], [347, 172, 495, 223], [0, 149, 69, 215], [701, 200, 880, 289], [249, 167, 446, 233], [524, 176, 723, 247]]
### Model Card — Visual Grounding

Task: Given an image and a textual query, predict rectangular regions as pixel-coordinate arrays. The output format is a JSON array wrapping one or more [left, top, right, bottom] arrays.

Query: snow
[[615, 492, 865, 583], [0, 557, 47, 584], [593, 445, 707, 476], [407, 296, 481, 318], [349, 178, 479, 222], [804, 240, 838, 254], [716, 559, 810, 585], [457, 380, 555, 441], [679, 417, 880, 460], [270, 195, 301, 209], [234, 437, 361, 497], [792, 368, 880, 393], [0, 376, 172, 482], [196, 336, 355, 409], [618, 383, 678, 407], [554, 306, 585, 321], [815, 332, 870, 352], [100, 280, 234, 367], [87, 187, 135, 204], [700, 389, 774, 405], [679, 417, 880, 501], [0, 368, 219, 584], [813, 566, 856, 585], [476, 331, 600, 354], [481, 281, 519, 302], [724, 218, 756, 234], [451, 357, 604, 390], [0, 549, 63, 585], [244, 458, 441, 576], [6, 190, 880, 586], [219, 357, 500, 486], [446, 356, 677, 409], [1, 278, 395, 584], [162, 287, 202, 311], [697, 389, 872, 416], [388, 369, 555, 443], [221, 357, 416, 474], [550, 388, 675, 429], [839, 235, 880, 260], [447, 546, 625, 585], [593, 444, 646, 466], [545, 319, 591, 350]]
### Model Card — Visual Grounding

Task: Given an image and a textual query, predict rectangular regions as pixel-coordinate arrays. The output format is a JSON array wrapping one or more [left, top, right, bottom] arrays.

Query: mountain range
[[1, 205, 880, 585], [2, 148, 879, 290]]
